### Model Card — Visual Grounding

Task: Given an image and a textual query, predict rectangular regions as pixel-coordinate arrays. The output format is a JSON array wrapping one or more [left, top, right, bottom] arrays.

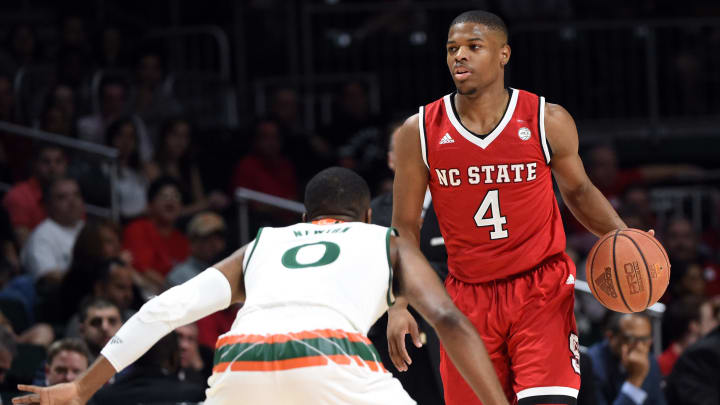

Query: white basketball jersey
[[237, 221, 394, 335]]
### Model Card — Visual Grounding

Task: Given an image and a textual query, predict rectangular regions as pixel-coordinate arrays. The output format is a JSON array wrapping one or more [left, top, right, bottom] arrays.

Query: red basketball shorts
[[440, 253, 580, 405]]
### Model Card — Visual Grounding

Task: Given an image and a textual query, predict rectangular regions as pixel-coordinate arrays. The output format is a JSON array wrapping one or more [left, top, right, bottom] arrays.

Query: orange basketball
[[586, 228, 670, 313]]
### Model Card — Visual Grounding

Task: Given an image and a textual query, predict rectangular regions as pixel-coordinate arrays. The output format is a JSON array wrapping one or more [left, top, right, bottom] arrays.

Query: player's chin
[[455, 83, 478, 96]]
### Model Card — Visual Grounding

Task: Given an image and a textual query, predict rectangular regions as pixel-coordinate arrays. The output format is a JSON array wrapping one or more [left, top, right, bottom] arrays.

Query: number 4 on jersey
[[473, 189, 508, 239]]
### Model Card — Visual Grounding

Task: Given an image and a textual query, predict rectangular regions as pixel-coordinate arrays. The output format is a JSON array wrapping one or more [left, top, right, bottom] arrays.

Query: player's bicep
[[392, 114, 429, 244], [212, 244, 249, 303], [545, 103, 592, 195]]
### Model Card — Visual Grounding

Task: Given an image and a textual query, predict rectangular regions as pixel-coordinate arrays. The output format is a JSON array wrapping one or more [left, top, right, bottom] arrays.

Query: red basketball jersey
[[420, 88, 566, 283]]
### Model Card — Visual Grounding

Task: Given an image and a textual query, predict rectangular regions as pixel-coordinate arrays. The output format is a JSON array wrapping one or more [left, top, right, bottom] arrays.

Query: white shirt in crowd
[[21, 218, 85, 279]]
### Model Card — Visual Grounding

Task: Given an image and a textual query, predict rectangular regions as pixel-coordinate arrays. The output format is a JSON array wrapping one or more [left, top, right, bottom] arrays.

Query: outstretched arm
[[391, 236, 508, 405], [13, 245, 250, 405], [546, 103, 626, 236]]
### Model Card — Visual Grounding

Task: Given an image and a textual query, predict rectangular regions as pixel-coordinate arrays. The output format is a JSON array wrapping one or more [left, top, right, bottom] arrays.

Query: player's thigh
[[508, 259, 580, 404]]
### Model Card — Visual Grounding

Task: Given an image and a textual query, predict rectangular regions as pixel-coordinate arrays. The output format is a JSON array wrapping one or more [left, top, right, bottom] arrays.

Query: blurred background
[[0, 0, 718, 404]]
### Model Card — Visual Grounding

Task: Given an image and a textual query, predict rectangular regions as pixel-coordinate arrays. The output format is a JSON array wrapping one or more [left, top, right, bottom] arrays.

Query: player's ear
[[365, 208, 372, 224], [500, 43, 510, 68], [302, 213, 307, 222]]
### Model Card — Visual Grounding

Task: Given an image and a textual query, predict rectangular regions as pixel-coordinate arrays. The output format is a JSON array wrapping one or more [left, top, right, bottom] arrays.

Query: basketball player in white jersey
[[13, 167, 507, 405]]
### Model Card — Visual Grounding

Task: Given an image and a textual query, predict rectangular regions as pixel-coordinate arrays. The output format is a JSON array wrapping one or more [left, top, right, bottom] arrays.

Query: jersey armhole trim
[[242, 227, 264, 280], [418, 106, 429, 170], [538, 96, 552, 165], [385, 227, 398, 306]]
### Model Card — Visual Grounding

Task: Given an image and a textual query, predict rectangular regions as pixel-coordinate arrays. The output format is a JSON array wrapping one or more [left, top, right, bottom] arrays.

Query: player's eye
[[447, 46, 457, 53]]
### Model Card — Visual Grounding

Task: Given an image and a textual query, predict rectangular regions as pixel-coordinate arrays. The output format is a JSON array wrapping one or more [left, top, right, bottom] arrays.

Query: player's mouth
[[453, 66, 472, 80]]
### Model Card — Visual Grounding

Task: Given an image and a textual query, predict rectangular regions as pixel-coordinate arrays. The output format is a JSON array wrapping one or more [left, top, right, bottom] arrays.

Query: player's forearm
[[433, 310, 509, 405], [562, 182, 626, 236], [75, 356, 117, 401]]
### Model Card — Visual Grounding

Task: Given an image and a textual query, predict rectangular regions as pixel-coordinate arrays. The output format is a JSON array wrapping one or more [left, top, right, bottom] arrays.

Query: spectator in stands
[[587, 312, 666, 405], [146, 117, 228, 217], [270, 87, 332, 186], [668, 261, 707, 301], [92, 331, 205, 405], [77, 76, 152, 162], [323, 80, 387, 188], [0, 324, 16, 387], [123, 177, 189, 292], [167, 211, 226, 287], [48, 220, 130, 324], [175, 323, 212, 384], [129, 49, 182, 137], [105, 117, 148, 219], [230, 119, 299, 202], [665, 298, 720, 405], [663, 217, 720, 297], [0, 24, 38, 75], [20, 177, 85, 283], [95, 26, 130, 69], [92, 259, 135, 316], [2, 144, 67, 246], [44, 338, 90, 386], [39, 105, 74, 138], [77, 298, 122, 359], [35, 84, 77, 138], [659, 296, 719, 376]]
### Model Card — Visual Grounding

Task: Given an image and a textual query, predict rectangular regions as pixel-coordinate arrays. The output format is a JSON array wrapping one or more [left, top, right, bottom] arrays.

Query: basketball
[[586, 229, 670, 313]]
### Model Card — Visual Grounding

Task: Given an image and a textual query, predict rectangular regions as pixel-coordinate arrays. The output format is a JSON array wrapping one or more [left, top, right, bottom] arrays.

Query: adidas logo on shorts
[[440, 133, 455, 144]]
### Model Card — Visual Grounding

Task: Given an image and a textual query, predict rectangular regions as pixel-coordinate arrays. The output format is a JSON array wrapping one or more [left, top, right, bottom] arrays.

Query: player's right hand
[[12, 383, 84, 405], [387, 306, 422, 372]]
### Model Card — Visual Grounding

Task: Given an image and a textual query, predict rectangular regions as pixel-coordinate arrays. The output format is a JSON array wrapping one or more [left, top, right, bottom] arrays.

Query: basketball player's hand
[[12, 383, 84, 405], [387, 306, 422, 372], [621, 342, 650, 387]]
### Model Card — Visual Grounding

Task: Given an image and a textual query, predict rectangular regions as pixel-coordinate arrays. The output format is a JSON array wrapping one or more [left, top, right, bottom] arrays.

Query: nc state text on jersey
[[434, 163, 538, 187]]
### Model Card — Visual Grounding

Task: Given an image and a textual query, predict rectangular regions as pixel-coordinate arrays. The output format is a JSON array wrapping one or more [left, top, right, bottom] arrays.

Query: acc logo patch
[[518, 127, 531, 141]]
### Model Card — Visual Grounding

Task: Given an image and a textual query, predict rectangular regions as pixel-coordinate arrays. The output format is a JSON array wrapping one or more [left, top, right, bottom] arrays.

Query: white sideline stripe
[[516, 386, 579, 400], [418, 106, 429, 169], [538, 96, 551, 164]]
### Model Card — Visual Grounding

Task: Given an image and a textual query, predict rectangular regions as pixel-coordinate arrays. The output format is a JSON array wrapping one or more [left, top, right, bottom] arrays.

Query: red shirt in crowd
[[230, 155, 298, 200], [658, 344, 681, 376], [123, 217, 190, 276], [2, 177, 46, 229], [197, 305, 238, 348]]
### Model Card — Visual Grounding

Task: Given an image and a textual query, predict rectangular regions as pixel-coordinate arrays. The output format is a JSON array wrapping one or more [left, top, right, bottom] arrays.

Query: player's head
[[605, 312, 652, 355], [447, 10, 510, 96], [303, 167, 371, 223], [45, 338, 91, 385]]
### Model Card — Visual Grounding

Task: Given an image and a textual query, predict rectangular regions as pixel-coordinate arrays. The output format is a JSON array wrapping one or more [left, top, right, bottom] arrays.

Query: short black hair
[[79, 296, 120, 323], [147, 176, 182, 203], [450, 10, 508, 41], [663, 295, 704, 344], [304, 167, 370, 221], [605, 311, 652, 334]]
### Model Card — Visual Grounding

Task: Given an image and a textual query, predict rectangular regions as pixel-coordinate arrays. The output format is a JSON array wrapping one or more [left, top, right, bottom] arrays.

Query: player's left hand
[[12, 383, 83, 405], [387, 306, 422, 372]]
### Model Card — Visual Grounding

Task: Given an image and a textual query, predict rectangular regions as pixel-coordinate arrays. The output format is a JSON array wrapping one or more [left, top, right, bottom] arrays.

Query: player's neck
[[309, 215, 356, 224], [454, 82, 509, 125]]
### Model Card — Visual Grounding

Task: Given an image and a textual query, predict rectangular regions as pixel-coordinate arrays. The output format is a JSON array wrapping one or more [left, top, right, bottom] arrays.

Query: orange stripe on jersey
[[213, 354, 386, 373], [215, 328, 372, 348]]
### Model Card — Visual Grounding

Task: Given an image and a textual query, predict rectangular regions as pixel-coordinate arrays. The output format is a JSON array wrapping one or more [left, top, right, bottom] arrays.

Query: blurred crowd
[[0, 4, 718, 405]]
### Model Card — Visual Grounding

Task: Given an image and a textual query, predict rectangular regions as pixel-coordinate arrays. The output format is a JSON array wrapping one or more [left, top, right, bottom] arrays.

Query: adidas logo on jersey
[[565, 274, 575, 285], [440, 133, 455, 144]]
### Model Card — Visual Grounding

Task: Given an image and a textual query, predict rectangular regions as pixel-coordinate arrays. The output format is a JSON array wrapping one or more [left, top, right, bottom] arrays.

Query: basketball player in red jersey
[[389, 10, 636, 405]]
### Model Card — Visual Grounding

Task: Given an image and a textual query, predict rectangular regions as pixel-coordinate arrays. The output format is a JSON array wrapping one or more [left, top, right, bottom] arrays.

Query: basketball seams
[[611, 230, 633, 312], [617, 234, 654, 309], [588, 233, 614, 310], [624, 229, 670, 268]]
